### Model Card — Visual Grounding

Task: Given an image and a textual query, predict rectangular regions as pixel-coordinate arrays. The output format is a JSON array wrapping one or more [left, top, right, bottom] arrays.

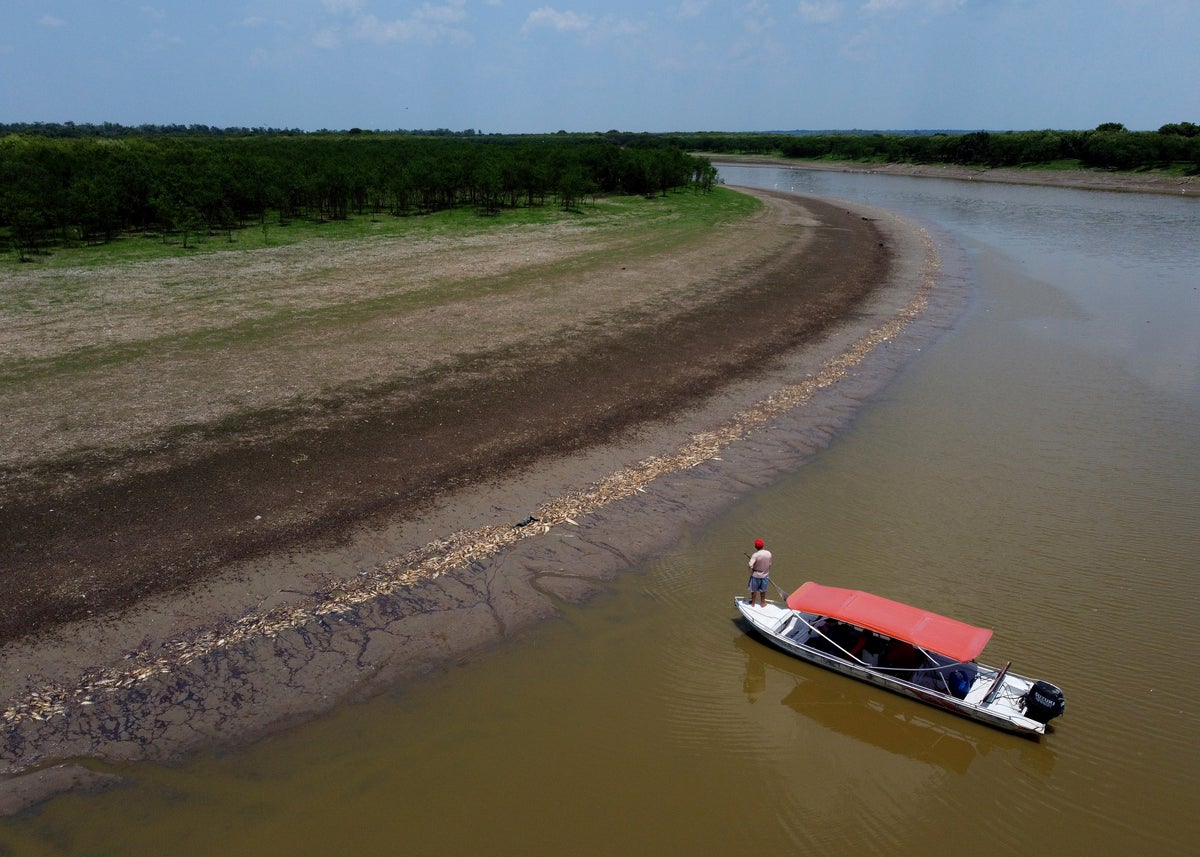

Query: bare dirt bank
[[0, 188, 955, 813], [711, 154, 1197, 195]]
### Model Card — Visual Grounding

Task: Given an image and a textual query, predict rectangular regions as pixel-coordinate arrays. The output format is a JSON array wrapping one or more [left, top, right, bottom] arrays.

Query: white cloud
[[677, 0, 711, 18], [841, 25, 876, 59], [606, 17, 644, 37], [740, 1, 776, 37], [799, 1, 843, 23], [313, 28, 342, 49], [861, 0, 964, 15], [416, 3, 468, 26], [521, 7, 646, 43], [145, 28, 183, 51], [39, 15, 67, 27], [323, 2, 474, 46], [523, 7, 594, 33]]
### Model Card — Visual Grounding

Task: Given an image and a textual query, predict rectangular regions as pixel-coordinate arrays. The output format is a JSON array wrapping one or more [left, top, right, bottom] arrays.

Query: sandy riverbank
[[0, 188, 956, 814], [711, 154, 1196, 196]]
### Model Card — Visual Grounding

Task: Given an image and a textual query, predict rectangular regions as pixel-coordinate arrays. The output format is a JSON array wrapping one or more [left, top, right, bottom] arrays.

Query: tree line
[[664, 123, 1200, 172], [0, 134, 718, 259], [0, 121, 491, 139]]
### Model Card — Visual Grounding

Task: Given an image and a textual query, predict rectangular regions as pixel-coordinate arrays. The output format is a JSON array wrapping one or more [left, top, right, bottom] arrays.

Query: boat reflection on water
[[741, 644, 767, 701], [780, 679, 984, 774]]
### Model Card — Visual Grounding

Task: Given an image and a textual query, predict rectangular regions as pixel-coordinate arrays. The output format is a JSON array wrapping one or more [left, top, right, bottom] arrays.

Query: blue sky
[[2, 1, 1197, 133]]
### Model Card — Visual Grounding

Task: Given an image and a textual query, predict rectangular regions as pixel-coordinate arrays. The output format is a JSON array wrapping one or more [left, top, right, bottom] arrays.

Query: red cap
[[754, 539, 764, 549]]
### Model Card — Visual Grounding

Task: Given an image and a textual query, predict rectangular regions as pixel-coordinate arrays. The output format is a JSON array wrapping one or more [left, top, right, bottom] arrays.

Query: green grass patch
[[1025, 158, 1085, 171], [1, 188, 759, 273]]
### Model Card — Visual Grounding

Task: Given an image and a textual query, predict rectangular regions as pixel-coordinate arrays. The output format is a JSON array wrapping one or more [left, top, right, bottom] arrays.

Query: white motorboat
[[735, 582, 1066, 737]]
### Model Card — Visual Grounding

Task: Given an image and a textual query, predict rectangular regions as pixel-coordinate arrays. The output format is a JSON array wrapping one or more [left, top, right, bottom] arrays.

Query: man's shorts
[[747, 576, 769, 593]]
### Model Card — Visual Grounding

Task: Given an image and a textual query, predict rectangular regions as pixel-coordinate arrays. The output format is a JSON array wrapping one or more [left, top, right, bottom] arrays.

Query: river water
[[3, 167, 1198, 856]]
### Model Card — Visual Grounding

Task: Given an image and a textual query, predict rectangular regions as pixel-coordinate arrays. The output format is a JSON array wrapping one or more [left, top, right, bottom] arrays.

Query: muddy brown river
[[2, 168, 1197, 855]]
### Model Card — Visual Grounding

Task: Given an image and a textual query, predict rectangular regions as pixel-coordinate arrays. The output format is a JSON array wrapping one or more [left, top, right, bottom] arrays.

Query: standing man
[[747, 538, 772, 607]]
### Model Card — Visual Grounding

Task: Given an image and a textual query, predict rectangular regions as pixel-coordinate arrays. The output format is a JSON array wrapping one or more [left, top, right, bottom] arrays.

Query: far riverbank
[[709, 154, 1196, 196]]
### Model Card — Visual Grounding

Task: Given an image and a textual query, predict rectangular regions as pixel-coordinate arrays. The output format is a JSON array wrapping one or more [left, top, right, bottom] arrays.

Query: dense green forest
[[662, 123, 1200, 172], [0, 133, 716, 260], [3, 122, 1196, 262]]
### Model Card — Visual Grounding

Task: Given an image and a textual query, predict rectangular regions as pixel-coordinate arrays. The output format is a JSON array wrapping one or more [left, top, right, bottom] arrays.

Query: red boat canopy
[[785, 582, 994, 662]]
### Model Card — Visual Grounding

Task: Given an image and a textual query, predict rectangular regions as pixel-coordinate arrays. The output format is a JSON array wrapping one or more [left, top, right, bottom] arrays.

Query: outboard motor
[[1023, 681, 1066, 724]]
